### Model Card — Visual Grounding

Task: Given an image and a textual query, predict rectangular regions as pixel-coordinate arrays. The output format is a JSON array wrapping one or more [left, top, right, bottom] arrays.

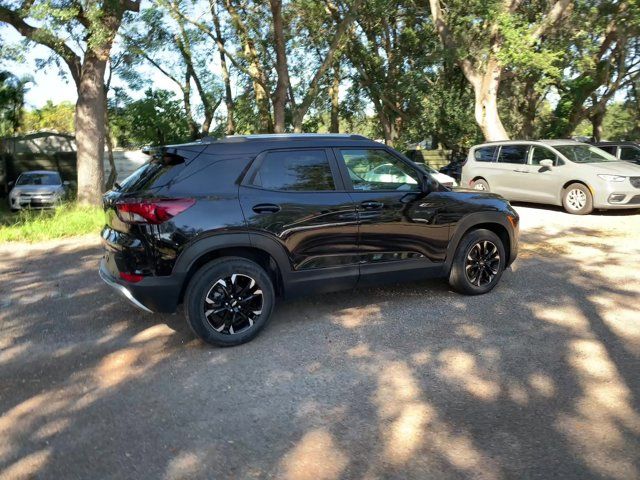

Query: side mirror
[[63, 180, 71, 187], [421, 174, 438, 193], [7, 181, 14, 189], [539, 159, 554, 169]]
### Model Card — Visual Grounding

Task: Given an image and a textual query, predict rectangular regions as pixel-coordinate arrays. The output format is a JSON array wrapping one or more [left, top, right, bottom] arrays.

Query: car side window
[[497, 146, 529, 164], [251, 149, 335, 191], [474, 146, 497, 162], [598, 146, 617, 156], [530, 146, 559, 166], [340, 149, 419, 191], [620, 146, 640, 162]]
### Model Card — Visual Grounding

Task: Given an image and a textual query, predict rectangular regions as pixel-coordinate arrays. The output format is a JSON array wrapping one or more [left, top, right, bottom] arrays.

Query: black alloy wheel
[[203, 273, 264, 335]]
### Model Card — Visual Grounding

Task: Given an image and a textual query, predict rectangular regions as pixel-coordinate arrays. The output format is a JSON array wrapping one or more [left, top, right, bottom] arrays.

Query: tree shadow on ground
[[0, 225, 639, 479]]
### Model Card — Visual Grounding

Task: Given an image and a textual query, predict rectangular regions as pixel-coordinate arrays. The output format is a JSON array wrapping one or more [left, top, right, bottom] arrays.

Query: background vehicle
[[8, 170, 68, 211], [461, 140, 640, 215], [365, 162, 457, 187], [100, 134, 519, 346], [593, 141, 640, 164]]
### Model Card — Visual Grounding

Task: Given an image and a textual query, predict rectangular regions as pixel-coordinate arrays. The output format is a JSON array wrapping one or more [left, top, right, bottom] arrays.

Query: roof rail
[[198, 133, 369, 142]]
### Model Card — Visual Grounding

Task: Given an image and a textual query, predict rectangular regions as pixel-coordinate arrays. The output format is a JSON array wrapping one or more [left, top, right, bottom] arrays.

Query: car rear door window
[[474, 147, 497, 162], [620, 146, 640, 162], [497, 146, 529, 164], [251, 149, 335, 191]]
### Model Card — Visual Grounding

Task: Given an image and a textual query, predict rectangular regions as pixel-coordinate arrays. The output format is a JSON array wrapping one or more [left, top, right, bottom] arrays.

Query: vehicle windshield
[[554, 145, 618, 164], [16, 173, 61, 186]]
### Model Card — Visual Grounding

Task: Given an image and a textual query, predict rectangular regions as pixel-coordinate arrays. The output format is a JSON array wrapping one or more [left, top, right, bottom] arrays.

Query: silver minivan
[[461, 140, 640, 214]]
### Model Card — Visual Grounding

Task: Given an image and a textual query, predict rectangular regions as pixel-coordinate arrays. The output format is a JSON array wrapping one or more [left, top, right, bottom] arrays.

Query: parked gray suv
[[461, 140, 640, 214]]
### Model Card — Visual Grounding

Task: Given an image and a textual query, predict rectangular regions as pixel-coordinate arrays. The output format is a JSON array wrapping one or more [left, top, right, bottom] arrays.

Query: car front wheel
[[449, 229, 506, 295], [562, 183, 593, 215], [185, 257, 275, 346]]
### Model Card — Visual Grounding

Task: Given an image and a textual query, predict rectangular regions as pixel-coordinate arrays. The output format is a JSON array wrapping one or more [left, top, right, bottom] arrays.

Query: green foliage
[[20, 100, 75, 133], [0, 71, 30, 136], [0, 203, 103, 242], [109, 88, 191, 147], [574, 102, 640, 141]]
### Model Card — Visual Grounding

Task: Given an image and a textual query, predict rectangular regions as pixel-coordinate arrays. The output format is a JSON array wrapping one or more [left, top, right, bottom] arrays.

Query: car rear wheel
[[471, 178, 490, 192], [562, 183, 593, 215], [449, 229, 506, 295], [185, 257, 275, 346]]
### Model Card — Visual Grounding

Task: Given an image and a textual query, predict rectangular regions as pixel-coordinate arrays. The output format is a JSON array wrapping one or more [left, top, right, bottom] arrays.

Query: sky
[[1, 26, 182, 109]]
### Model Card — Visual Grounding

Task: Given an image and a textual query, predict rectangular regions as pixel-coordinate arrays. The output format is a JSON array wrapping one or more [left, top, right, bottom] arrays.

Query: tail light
[[116, 198, 195, 225], [119, 272, 143, 283]]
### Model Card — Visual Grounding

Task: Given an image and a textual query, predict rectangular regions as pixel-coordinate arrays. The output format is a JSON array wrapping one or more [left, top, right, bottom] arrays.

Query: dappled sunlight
[[278, 428, 348, 480], [557, 339, 640, 480], [534, 303, 590, 333], [437, 349, 500, 401], [164, 452, 205, 480], [375, 361, 431, 464], [0, 448, 51, 480], [330, 304, 381, 329]]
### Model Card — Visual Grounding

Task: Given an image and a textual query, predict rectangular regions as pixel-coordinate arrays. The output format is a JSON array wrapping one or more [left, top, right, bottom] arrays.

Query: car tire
[[449, 229, 506, 295], [185, 257, 275, 346], [562, 183, 593, 215], [471, 178, 490, 192]]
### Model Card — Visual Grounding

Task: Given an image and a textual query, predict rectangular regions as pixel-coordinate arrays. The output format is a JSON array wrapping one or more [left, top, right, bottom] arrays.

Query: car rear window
[[474, 147, 496, 162], [116, 150, 192, 193]]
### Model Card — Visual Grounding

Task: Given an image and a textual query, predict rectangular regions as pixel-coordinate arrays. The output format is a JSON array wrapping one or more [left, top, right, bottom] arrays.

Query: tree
[[119, 1, 222, 140], [172, 0, 360, 133], [343, 0, 438, 146], [109, 88, 191, 147], [0, 0, 140, 204], [20, 100, 75, 134], [0, 70, 30, 136], [546, 1, 640, 141], [428, 0, 570, 141]]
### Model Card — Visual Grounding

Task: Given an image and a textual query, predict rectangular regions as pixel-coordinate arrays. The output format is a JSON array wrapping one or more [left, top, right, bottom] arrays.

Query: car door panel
[[239, 148, 359, 274], [333, 148, 450, 268], [521, 146, 565, 204]]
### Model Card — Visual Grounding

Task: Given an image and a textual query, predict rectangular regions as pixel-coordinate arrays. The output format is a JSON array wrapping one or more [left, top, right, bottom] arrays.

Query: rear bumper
[[99, 258, 183, 314]]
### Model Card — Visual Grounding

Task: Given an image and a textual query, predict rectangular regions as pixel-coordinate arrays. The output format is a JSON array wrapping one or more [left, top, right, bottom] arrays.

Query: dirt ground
[[1, 204, 639, 480]]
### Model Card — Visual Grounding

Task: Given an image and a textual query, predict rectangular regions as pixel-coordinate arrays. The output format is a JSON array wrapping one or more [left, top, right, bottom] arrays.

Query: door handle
[[514, 169, 529, 173], [252, 203, 281, 214], [360, 201, 384, 210]]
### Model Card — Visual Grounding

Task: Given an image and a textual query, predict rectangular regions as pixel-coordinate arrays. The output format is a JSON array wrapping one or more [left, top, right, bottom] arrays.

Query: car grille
[[628, 195, 640, 205], [631, 177, 640, 188]]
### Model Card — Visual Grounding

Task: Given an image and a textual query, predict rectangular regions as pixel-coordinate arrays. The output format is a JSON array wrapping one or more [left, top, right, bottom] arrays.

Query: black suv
[[100, 134, 519, 346]]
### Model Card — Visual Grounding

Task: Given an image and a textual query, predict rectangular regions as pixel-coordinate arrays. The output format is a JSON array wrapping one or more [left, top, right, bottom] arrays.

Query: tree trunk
[[211, 0, 235, 135], [591, 109, 605, 142], [329, 62, 340, 133], [269, 0, 290, 133], [473, 60, 509, 141], [75, 50, 108, 205], [104, 89, 117, 190]]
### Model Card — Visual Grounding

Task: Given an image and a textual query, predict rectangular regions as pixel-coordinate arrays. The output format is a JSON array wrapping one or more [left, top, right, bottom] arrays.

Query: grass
[[0, 202, 104, 243]]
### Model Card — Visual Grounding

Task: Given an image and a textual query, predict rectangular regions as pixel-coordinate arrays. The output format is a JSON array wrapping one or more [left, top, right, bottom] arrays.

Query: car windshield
[[554, 145, 618, 164], [16, 173, 61, 186]]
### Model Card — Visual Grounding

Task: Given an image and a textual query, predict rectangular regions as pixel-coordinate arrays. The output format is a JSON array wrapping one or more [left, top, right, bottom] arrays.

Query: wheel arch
[[173, 233, 292, 303], [446, 213, 516, 272]]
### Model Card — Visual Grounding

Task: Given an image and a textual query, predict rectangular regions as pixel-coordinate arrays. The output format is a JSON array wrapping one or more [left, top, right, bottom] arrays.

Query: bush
[[0, 202, 103, 242]]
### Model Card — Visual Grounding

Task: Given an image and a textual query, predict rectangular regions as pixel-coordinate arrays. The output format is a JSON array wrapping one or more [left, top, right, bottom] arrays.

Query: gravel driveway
[[1, 205, 639, 480]]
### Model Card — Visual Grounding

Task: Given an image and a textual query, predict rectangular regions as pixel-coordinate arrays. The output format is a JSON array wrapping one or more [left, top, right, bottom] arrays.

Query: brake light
[[116, 198, 195, 224], [119, 272, 143, 283]]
